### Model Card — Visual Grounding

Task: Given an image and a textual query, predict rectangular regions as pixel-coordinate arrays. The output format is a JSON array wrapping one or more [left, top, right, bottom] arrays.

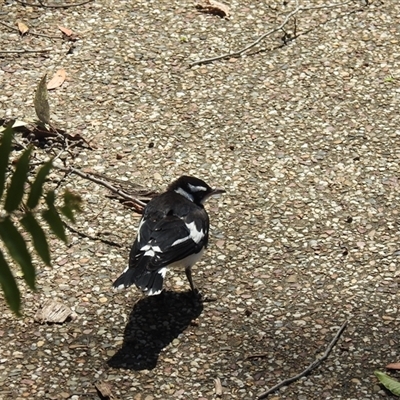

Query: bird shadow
[[107, 290, 203, 370]]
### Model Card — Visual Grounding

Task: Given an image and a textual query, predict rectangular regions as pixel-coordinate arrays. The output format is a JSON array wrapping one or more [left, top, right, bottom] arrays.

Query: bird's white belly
[[169, 248, 205, 269]]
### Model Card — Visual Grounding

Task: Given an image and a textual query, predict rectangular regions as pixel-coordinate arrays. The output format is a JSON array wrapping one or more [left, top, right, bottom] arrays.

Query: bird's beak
[[211, 188, 225, 196], [202, 187, 225, 204]]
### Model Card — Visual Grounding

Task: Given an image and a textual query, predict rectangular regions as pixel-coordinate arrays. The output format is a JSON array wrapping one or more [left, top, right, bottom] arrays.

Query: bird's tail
[[113, 266, 137, 290], [113, 262, 167, 296], [135, 266, 167, 296]]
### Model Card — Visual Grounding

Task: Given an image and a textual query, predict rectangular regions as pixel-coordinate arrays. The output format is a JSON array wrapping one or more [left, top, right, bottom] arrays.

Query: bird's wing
[[129, 211, 208, 272]]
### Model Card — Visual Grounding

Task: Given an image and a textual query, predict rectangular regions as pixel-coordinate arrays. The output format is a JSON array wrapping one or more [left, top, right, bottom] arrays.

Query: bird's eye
[[188, 183, 207, 193]]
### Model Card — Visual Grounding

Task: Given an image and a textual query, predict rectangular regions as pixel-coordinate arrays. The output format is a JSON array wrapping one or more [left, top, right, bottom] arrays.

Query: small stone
[[372, 384, 382, 393]]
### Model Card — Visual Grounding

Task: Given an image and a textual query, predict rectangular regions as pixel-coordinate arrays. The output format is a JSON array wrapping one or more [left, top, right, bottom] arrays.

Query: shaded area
[[108, 290, 203, 370]]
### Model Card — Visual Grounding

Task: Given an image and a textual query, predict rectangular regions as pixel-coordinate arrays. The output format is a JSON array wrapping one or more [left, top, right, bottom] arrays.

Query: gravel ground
[[1, 0, 400, 399]]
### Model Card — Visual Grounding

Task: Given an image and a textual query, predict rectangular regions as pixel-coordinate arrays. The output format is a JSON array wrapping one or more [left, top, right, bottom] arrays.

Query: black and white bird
[[113, 176, 224, 296]]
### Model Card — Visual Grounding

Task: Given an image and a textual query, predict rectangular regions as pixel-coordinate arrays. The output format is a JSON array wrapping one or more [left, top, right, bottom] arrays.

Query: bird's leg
[[185, 266, 203, 304], [185, 266, 196, 292]]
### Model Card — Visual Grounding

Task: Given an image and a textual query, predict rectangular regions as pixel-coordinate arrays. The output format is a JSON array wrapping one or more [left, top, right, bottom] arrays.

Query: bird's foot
[[190, 288, 217, 303]]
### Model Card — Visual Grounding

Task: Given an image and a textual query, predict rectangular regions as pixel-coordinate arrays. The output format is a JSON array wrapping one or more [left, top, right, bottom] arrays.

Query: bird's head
[[168, 175, 225, 206]]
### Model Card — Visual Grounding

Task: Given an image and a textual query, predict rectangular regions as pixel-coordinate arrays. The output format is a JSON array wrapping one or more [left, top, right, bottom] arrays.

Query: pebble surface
[[0, 0, 400, 399]]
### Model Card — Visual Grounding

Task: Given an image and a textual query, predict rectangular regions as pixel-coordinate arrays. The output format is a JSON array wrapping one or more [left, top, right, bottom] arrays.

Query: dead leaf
[[58, 25, 73, 36], [214, 377, 223, 397], [387, 363, 400, 370], [47, 69, 66, 90], [34, 74, 51, 124], [58, 26, 79, 42], [17, 21, 29, 35], [196, 0, 230, 18], [34, 300, 77, 324], [95, 381, 115, 399]]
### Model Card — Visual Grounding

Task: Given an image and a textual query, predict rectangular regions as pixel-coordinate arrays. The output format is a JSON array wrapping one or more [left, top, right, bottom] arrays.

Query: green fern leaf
[[0, 217, 35, 289], [42, 208, 67, 243], [375, 371, 400, 396], [20, 212, 51, 266], [0, 126, 13, 201], [0, 250, 21, 316], [27, 159, 53, 210], [4, 147, 32, 213], [45, 189, 55, 208]]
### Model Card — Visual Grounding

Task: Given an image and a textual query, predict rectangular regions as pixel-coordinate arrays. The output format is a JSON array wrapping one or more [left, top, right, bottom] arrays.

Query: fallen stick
[[63, 221, 123, 248], [256, 320, 348, 399], [14, 0, 94, 8], [0, 48, 52, 54], [59, 167, 149, 212], [190, 0, 357, 67]]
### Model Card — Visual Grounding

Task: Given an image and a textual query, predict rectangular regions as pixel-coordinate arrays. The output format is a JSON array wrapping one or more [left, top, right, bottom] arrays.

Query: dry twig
[[0, 48, 52, 54], [245, 352, 269, 360], [256, 320, 348, 399], [60, 167, 149, 212], [14, 0, 94, 8], [24, 125, 93, 150], [63, 221, 123, 248], [0, 21, 61, 39], [190, 0, 358, 67]]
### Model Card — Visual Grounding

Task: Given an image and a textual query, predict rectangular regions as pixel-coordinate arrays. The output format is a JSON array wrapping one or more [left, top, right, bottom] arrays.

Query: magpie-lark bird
[[113, 176, 224, 296]]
